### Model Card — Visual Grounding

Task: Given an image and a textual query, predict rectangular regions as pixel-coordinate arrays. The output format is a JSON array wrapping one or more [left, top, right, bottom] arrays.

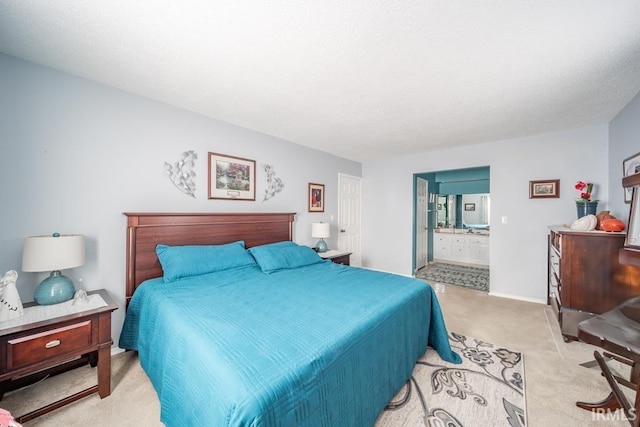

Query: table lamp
[[312, 222, 330, 253], [22, 233, 85, 305]]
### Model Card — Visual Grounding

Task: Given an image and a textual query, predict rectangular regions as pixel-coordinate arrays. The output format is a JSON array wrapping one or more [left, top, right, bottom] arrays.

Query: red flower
[[575, 181, 595, 202]]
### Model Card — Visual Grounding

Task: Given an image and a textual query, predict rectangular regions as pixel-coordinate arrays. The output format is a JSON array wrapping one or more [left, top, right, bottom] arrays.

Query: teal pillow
[[249, 242, 324, 274], [156, 241, 256, 282]]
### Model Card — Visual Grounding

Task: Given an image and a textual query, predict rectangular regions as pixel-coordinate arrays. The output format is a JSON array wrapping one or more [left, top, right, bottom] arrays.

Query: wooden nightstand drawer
[[329, 254, 350, 265], [7, 320, 93, 370]]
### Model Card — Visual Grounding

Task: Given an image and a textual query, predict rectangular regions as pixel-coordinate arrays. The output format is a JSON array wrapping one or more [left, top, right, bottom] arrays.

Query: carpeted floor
[[415, 262, 489, 292]]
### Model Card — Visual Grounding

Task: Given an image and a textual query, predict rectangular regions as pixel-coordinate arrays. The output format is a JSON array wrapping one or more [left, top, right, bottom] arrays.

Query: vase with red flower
[[575, 181, 598, 218]]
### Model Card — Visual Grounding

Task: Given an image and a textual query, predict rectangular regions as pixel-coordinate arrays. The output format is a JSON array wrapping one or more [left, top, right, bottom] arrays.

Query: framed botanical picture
[[464, 203, 475, 211], [623, 151, 640, 203], [208, 152, 256, 200], [529, 179, 560, 199], [308, 183, 325, 212]]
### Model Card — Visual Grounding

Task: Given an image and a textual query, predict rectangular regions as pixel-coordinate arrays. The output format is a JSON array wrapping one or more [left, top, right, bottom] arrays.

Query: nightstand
[[0, 289, 118, 423], [319, 250, 352, 266]]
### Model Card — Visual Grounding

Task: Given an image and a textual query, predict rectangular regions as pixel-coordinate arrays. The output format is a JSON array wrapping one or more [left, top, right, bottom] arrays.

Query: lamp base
[[34, 271, 76, 305], [315, 238, 328, 253]]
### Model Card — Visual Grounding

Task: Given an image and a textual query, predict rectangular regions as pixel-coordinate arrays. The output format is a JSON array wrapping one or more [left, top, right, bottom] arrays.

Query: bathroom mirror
[[461, 194, 490, 229], [436, 195, 456, 227], [436, 193, 490, 229]]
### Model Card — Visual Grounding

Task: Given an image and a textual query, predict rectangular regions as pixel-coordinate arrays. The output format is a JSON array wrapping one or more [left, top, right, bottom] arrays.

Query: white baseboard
[[360, 266, 414, 278], [111, 346, 127, 356], [487, 291, 546, 304]]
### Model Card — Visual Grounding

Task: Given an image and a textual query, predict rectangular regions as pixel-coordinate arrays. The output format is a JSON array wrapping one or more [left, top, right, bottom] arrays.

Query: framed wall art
[[529, 179, 560, 199], [623, 151, 640, 203], [208, 152, 256, 200], [464, 203, 476, 211], [308, 183, 325, 212]]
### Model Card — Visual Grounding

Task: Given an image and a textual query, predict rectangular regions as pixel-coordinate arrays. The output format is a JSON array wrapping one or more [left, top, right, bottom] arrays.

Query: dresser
[[548, 226, 640, 341]]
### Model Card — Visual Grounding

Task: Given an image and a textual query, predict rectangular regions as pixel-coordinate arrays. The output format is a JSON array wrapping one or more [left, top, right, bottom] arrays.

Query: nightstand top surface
[[319, 249, 352, 259], [0, 289, 117, 336]]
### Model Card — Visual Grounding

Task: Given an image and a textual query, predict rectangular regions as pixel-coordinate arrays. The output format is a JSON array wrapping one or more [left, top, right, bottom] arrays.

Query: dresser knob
[[45, 339, 61, 349]]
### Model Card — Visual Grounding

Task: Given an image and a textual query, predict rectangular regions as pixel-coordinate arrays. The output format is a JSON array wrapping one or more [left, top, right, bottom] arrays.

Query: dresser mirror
[[621, 173, 640, 267], [625, 185, 640, 248]]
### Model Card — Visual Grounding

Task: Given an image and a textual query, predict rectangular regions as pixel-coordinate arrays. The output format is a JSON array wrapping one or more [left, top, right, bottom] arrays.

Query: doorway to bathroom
[[413, 166, 490, 292]]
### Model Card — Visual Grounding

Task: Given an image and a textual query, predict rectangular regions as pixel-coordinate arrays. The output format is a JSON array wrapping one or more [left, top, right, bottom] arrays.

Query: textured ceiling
[[1, 1, 640, 162]]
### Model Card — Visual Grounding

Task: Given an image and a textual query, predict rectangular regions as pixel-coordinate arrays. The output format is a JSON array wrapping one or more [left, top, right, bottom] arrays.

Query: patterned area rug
[[415, 262, 490, 292], [376, 332, 526, 426]]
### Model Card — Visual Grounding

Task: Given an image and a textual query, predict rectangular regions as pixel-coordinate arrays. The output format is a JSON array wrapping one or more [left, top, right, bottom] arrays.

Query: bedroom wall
[[609, 90, 640, 223], [362, 125, 610, 303], [2, 50, 636, 344], [0, 53, 361, 344]]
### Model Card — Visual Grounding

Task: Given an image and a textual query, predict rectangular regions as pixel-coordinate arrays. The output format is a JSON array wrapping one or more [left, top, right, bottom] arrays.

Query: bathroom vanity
[[434, 229, 489, 266]]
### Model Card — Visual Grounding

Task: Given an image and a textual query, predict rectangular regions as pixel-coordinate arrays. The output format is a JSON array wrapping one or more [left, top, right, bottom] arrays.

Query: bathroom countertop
[[434, 228, 490, 236]]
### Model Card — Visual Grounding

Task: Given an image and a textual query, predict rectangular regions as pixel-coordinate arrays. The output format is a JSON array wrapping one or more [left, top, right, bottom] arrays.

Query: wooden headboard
[[124, 212, 296, 305]]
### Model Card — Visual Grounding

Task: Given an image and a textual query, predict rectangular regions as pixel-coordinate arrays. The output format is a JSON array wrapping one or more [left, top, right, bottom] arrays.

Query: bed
[[118, 212, 460, 426]]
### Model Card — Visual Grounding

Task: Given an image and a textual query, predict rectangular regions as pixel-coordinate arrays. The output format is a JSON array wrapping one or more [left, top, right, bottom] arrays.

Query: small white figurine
[[0, 270, 24, 322]]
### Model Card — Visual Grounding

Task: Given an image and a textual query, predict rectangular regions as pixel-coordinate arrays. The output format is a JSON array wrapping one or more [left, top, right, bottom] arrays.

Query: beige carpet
[[0, 284, 632, 426], [2, 351, 162, 427]]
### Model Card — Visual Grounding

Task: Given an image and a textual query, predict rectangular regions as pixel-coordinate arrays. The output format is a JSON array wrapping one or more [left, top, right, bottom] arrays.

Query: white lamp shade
[[22, 234, 85, 272], [311, 223, 330, 239]]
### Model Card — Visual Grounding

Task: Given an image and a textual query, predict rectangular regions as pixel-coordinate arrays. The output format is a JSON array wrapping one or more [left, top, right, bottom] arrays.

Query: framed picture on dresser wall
[[529, 179, 560, 199]]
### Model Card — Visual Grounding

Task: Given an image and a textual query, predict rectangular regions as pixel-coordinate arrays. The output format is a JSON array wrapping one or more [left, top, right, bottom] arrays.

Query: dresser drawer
[[6, 320, 93, 370], [549, 248, 560, 277], [549, 291, 561, 322]]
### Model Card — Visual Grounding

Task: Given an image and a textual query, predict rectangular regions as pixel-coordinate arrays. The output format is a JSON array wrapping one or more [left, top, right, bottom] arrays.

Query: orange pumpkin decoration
[[600, 218, 626, 232], [595, 211, 611, 230]]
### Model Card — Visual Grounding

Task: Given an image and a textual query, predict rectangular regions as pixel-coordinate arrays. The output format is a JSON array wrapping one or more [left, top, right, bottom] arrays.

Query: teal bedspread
[[119, 262, 460, 426]]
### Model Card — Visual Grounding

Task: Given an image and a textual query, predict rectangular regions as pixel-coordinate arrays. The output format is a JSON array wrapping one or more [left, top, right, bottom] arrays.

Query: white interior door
[[338, 173, 362, 267], [415, 177, 428, 272]]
